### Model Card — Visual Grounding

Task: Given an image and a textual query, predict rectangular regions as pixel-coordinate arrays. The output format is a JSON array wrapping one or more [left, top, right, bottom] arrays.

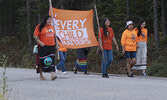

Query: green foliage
[[0, 36, 17, 44], [15, 6, 27, 40], [159, 36, 167, 46], [147, 54, 167, 77], [21, 53, 36, 69], [0, 55, 10, 100], [147, 62, 167, 77]]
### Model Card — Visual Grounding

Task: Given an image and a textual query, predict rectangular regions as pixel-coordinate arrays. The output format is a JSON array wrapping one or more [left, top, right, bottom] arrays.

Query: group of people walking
[[97, 18, 147, 78], [121, 20, 148, 77], [33, 14, 148, 80]]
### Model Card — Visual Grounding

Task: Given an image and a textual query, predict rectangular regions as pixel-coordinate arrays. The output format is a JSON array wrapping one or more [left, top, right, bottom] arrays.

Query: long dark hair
[[137, 19, 146, 36], [101, 18, 110, 36], [39, 14, 51, 32]]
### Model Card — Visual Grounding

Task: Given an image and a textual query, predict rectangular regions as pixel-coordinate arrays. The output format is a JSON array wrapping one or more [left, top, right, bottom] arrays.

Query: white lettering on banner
[[80, 18, 86, 28], [67, 20, 72, 29], [56, 28, 91, 46], [73, 20, 79, 29], [61, 38, 91, 46], [54, 18, 92, 46], [56, 20, 60, 30], [56, 28, 88, 40], [61, 20, 66, 30], [54, 18, 87, 30]]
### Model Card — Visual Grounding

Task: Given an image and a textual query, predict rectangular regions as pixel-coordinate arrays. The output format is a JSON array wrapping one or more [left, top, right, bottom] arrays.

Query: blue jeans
[[101, 50, 113, 74], [56, 51, 67, 72]]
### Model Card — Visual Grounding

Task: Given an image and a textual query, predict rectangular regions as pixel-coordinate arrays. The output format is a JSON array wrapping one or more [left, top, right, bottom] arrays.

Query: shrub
[[147, 56, 167, 77], [0, 55, 10, 100]]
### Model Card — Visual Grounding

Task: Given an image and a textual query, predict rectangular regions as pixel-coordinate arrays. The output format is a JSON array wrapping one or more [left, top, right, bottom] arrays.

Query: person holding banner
[[33, 14, 57, 80], [121, 21, 137, 77], [132, 20, 148, 76], [98, 18, 119, 78], [55, 46, 68, 75]]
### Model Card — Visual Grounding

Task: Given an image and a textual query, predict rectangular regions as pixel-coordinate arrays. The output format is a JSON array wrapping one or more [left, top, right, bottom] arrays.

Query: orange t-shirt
[[135, 28, 147, 43], [34, 24, 55, 46], [121, 29, 137, 51], [59, 47, 68, 52], [98, 27, 115, 50]]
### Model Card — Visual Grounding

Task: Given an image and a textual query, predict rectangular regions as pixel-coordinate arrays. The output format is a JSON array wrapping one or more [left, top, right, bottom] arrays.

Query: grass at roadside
[[0, 55, 10, 100]]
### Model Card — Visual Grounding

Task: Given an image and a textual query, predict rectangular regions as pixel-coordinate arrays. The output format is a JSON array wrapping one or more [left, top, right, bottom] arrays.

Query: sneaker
[[62, 71, 67, 75], [55, 67, 59, 73], [141, 73, 148, 76]]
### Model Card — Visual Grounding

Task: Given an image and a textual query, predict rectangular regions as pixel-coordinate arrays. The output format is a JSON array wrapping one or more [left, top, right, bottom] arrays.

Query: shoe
[[73, 65, 77, 74], [74, 67, 77, 74], [126, 69, 133, 77], [141, 73, 148, 76], [51, 76, 57, 80], [62, 71, 67, 75], [106, 73, 109, 78], [84, 72, 89, 75], [126, 72, 133, 77], [40, 76, 46, 80], [55, 67, 59, 73], [74, 70, 77, 74], [102, 74, 109, 78]]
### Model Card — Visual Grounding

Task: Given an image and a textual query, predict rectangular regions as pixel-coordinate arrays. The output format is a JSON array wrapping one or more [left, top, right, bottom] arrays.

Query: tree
[[161, 0, 167, 36], [38, 0, 41, 23], [153, 0, 159, 46], [126, 0, 130, 19], [60, 0, 64, 9], [27, 0, 31, 44]]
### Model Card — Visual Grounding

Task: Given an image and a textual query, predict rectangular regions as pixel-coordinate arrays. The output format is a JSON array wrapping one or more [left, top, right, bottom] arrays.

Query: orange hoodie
[[121, 29, 137, 51], [135, 28, 147, 43]]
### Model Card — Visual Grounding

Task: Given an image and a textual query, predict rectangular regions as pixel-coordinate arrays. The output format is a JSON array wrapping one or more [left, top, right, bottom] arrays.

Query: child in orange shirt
[[121, 21, 137, 77]]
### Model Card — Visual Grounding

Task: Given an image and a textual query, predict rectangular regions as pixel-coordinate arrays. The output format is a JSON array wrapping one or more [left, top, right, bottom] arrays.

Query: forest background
[[0, 0, 167, 77]]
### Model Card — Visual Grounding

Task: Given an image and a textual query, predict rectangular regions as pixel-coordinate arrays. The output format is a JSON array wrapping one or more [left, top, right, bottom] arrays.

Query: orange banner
[[49, 7, 99, 49]]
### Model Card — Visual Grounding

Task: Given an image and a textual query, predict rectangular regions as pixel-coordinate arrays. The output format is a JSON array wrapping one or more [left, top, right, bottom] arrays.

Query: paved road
[[1, 67, 167, 100]]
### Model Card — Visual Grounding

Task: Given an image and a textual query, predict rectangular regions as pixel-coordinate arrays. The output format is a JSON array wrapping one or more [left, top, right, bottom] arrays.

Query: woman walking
[[132, 20, 148, 76], [121, 21, 137, 77], [33, 14, 57, 80], [98, 18, 119, 78]]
